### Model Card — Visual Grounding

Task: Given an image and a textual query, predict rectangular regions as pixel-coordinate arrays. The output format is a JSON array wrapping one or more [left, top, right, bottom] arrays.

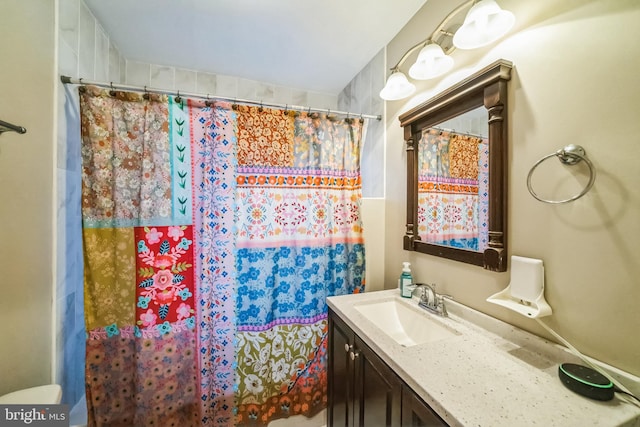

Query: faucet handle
[[421, 283, 437, 306], [420, 287, 428, 303], [411, 283, 429, 301], [436, 293, 454, 317]]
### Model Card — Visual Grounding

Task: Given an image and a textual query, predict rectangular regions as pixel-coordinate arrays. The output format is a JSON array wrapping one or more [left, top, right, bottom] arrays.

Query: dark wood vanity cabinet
[[328, 308, 355, 426], [401, 387, 448, 426], [328, 308, 402, 427], [328, 308, 447, 427]]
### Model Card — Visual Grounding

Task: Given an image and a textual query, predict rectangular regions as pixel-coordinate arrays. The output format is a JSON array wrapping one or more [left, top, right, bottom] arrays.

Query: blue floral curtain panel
[[80, 88, 365, 427]]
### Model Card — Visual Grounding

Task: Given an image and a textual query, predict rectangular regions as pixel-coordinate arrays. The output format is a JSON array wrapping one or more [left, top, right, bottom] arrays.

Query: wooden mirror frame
[[399, 59, 512, 272]]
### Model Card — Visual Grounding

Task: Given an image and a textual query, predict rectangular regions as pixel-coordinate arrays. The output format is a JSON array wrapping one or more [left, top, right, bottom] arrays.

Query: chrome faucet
[[413, 283, 452, 317]]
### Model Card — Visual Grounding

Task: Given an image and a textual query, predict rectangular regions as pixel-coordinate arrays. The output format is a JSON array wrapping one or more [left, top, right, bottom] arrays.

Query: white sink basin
[[354, 299, 459, 347]]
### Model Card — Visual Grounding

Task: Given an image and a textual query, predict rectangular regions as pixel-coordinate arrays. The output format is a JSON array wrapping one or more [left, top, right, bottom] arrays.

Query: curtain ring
[[175, 90, 182, 104], [258, 101, 264, 112], [109, 82, 116, 97], [143, 85, 149, 100]]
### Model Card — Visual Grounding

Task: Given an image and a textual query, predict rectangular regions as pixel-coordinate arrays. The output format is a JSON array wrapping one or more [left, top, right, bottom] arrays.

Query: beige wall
[[0, 0, 56, 394], [362, 198, 386, 292], [384, 0, 640, 376]]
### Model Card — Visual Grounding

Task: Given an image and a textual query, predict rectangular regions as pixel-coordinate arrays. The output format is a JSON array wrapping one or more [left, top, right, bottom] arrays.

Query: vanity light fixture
[[453, 0, 515, 49], [379, 0, 515, 101], [408, 43, 454, 80], [378, 71, 416, 101]]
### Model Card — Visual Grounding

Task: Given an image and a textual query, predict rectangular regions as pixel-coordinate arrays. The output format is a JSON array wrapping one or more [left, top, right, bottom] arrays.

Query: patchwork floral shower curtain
[[233, 106, 365, 425], [80, 88, 365, 427], [417, 128, 489, 251]]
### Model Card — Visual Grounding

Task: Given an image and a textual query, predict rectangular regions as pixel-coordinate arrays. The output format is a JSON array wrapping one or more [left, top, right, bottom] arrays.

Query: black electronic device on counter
[[558, 363, 614, 401]]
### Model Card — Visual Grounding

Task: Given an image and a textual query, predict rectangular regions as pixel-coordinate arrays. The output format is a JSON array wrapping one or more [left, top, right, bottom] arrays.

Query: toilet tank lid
[[0, 384, 62, 404]]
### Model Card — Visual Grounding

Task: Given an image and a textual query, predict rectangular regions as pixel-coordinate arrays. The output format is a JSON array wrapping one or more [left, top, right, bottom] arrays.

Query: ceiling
[[85, 0, 428, 94]]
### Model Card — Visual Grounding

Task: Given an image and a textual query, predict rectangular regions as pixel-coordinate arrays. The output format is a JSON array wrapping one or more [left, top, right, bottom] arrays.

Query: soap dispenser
[[400, 262, 413, 298]]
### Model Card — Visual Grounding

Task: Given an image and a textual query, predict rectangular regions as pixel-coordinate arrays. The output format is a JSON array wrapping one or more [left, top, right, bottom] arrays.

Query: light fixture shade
[[379, 71, 416, 101], [453, 0, 515, 50], [408, 43, 454, 80]]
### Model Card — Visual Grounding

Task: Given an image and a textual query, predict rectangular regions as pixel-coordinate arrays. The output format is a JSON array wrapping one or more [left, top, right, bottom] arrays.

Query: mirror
[[399, 60, 512, 272]]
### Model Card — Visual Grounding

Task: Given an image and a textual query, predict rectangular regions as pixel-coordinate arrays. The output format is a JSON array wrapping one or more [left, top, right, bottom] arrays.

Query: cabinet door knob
[[344, 343, 353, 353], [350, 351, 359, 361]]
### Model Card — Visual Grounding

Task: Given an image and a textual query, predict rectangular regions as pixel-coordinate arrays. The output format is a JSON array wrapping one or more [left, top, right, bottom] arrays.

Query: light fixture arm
[[390, 40, 432, 73], [388, 0, 476, 72]]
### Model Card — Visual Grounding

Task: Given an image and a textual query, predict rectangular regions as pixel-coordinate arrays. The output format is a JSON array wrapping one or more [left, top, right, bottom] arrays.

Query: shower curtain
[[79, 87, 365, 427], [417, 128, 489, 251]]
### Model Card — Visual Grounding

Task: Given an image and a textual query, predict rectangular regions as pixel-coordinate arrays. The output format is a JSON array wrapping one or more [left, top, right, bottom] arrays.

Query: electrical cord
[[614, 387, 640, 404], [535, 318, 640, 407]]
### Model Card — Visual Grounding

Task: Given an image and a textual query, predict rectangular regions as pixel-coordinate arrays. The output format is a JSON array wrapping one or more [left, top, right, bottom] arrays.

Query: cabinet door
[[353, 335, 402, 427], [328, 309, 355, 427], [401, 386, 448, 427]]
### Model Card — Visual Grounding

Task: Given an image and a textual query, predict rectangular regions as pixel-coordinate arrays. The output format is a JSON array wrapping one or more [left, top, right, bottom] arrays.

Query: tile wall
[[125, 61, 337, 110], [57, 0, 116, 408], [338, 50, 385, 198]]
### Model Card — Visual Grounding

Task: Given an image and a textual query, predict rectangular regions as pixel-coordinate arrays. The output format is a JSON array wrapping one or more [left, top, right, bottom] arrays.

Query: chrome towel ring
[[526, 144, 596, 204]]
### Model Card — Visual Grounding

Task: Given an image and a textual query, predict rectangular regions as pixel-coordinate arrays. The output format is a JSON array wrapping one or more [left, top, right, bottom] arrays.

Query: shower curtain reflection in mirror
[[417, 107, 489, 252]]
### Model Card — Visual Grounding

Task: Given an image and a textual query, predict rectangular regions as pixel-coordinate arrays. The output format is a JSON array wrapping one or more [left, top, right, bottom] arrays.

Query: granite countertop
[[327, 289, 640, 427]]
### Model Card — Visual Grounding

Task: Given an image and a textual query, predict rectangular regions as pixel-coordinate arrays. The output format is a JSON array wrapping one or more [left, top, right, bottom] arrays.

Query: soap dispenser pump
[[400, 262, 413, 298]]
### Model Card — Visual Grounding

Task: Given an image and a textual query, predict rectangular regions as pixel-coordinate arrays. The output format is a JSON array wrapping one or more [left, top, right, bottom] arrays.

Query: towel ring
[[526, 144, 596, 204]]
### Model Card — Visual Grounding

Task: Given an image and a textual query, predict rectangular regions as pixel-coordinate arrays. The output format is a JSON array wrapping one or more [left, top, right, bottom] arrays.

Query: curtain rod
[[60, 76, 381, 121], [430, 126, 486, 140]]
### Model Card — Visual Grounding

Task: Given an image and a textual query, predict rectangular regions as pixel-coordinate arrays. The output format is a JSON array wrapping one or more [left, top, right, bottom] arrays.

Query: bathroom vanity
[[328, 308, 446, 427], [327, 290, 640, 427]]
